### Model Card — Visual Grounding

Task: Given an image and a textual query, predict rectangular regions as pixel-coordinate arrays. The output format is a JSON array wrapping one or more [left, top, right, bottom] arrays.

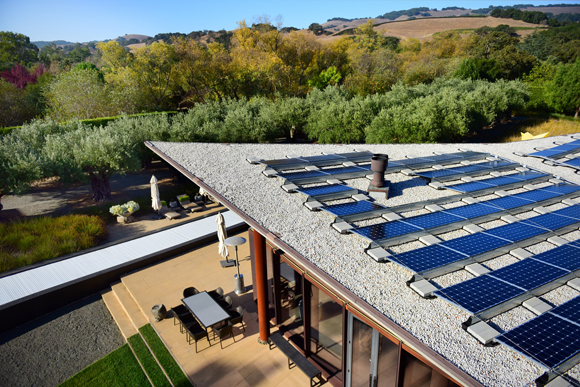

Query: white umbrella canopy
[[216, 212, 229, 258], [150, 175, 161, 212]]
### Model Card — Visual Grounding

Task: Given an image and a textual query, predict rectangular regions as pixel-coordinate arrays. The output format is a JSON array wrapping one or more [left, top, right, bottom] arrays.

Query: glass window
[[376, 335, 398, 387], [400, 350, 459, 387], [279, 261, 304, 341], [309, 284, 343, 381]]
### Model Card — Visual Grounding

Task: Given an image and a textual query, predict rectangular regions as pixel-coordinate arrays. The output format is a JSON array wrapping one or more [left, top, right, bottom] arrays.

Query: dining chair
[[214, 321, 235, 349], [183, 287, 199, 298], [185, 322, 210, 353], [228, 306, 245, 334], [208, 287, 224, 301]]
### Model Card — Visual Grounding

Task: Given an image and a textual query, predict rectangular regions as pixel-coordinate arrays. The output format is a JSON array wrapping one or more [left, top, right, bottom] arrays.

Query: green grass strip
[[140, 324, 194, 387], [59, 344, 151, 387], [128, 333, 172, 387]]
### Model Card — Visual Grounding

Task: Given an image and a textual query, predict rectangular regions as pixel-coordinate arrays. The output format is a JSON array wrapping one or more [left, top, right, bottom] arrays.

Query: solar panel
[[496, 313, 580, 369], [400, 157, 434, 166], [434, 275, 525, 315], [296, 184, 354, 197], [324, 201, 385, 217], [446, 181, 494, 193], [551, 296, 580, 325], [400, 211, 462, 229], [529, 149, 567, 158], [352, 221, 422, 241], [513, 189, 562, 203], [562, 158, 580, 168], [483, 222, 546, 243], [278, 170, 329, 180], [506, 172, 550, 181], [551, 204, 580, 220], [483, 196, 533, 210], [477, 175, 521, 186], [323, 166, 366, 175], [442, 232, 511, 256], [443, 203, 502, 219], [391, 244, 468, 273], [451, 164, 492, 173], [522, 213, 578, 231], [422, 154, 463, 162], [300, 154, 345, 162], [490, 259, 569, 291], [261, 158, 305, 165], [532, 244, 580, 271], [539, 184, 580, 194], [416, 169, 464, 180]]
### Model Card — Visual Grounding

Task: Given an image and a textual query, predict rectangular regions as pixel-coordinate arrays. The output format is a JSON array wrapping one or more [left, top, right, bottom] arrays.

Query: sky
[[1, 0, 579, 43]]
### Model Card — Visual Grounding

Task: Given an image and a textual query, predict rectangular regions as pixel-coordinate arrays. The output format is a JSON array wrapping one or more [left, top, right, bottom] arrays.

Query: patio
[[104, 230, 313, 387]]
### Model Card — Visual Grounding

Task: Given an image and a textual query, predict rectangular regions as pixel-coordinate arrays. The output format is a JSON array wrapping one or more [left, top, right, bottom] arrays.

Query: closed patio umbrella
[[150, 175, 162, 219], [217, 212, 234, 267]]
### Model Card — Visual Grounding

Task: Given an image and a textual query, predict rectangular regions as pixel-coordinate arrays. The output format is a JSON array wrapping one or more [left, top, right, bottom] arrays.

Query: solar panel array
[[253, 149, 580, 378], [526, 139, 580, 172]]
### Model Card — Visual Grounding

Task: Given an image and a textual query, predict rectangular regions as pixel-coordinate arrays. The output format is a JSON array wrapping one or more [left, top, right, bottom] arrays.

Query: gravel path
[[0, 294, 124, 387]]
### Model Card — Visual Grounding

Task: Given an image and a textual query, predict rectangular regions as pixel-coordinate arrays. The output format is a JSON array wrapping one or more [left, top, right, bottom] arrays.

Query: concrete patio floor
[[116, 230, 313, 386]]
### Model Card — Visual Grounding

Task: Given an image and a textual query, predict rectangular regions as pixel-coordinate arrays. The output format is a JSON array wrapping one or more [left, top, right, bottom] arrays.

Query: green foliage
[[0, 215, 107, 273], [522, 62, 557, 111], [0, 79, 36, 127], [59, 344, 151, 387], [378, 7, 430, 20], [0, 31, 38, 70], [546, 59, 580, 117], [308, 23, 324, 36], [128, 334, 171, 387], [140, 325, 194, 387], [308, 66, 342, 89]]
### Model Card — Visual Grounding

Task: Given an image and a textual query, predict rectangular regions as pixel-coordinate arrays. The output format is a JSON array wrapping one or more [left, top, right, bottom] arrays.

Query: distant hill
[[32, 40, 75, 48], [114, 34, 150, 42]]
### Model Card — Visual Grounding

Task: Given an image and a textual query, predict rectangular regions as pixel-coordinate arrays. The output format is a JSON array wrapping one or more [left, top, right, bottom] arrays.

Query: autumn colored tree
[[1, 63, 44, 89]]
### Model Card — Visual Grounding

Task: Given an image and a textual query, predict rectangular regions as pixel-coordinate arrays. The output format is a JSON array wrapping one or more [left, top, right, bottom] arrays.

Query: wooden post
[[254, 230, 270, 344]]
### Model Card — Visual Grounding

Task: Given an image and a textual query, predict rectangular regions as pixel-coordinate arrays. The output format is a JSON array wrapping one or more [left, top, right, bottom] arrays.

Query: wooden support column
[[254, 229, 270, 344]]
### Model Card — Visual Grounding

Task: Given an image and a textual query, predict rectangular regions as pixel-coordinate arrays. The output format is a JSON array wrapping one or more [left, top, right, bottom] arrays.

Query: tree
[[546, 60, 580, 117], [0, 79, 36, 126], [0, 32, 38, 70], [308, 23, 324, 36], [1, 63, 44, 89]]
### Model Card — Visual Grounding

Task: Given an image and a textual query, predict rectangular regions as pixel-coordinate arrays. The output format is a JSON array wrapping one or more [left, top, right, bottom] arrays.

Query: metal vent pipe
[[371, 154, 388, 187]]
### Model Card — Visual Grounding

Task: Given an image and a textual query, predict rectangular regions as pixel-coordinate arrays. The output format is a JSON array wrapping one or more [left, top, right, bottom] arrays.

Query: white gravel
[[150, 135, 580, 387]]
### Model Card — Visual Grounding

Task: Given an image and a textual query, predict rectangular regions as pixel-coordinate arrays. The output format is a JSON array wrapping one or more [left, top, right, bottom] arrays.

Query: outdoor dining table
[[182, 291, 230, 330]]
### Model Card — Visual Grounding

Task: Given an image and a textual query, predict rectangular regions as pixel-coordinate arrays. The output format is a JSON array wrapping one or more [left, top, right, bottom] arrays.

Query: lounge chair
[[177, 194, 202, 213], [160, 201, 180, 221]]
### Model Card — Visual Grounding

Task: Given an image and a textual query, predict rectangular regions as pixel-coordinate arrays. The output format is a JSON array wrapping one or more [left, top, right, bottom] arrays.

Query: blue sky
[[1, 0, 578, 43]]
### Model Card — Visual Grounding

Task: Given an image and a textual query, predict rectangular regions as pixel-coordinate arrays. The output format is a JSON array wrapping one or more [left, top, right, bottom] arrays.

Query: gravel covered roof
[[150, 136, 580, 387]]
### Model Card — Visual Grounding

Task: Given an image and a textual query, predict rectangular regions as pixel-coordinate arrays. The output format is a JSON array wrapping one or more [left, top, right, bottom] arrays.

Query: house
[[146, 138, 580, 387]]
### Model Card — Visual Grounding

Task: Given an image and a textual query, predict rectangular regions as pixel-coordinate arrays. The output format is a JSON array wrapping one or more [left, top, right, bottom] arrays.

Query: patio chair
[[214, 321, 235, 349], [160, 202, 180, 221], [173, 309, 196, 333], [177, 194, 202, 213], [228, 306, 245, 333], [171, 305, 190, 326], [208, 287, 224, 301], [185, 322, 210, 353], [218, 295, 233, 310], [183, 287, 199, 298]]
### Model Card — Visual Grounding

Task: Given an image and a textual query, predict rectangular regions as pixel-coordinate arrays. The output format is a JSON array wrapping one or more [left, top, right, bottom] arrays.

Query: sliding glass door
[[346, 313, 399, 387]]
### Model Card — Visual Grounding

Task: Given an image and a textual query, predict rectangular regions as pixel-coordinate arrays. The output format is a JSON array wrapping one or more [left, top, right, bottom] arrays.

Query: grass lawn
[[128, 333, 171, 387], [500, 117, 580, 142], [59, 344, 151, 387], [0, 214, 107, 273], [140, 324, 194, 387]]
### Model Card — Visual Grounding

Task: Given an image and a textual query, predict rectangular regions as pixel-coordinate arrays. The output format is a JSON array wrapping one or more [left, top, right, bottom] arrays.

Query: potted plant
[[110, 201, 140, 223]]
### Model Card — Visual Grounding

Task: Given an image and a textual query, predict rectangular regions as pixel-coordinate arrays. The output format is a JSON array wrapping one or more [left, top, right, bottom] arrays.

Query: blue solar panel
[[513, 189, 561, 203], [562, 158, 580, 168], [434, 276, 525, 315], [300, 154, 344, 162], [551, 204, 580, 220], [400, 211, 461, 229], [262, 158, 305, 165], [490, 259, 569, 291], [296, 184, 354, 196], [443, 203, 501, 219], [477, 176, 521, 186], [323, 166, 366, 175], [496, 313, 580, 369], [451, 164, 492, 173], [391, 244, 467, 273], [400, 157, 433, 166], [483, 196, 533, 210], [506, 172, 549, 181], [423, 154, 463, 162], [483, 222, 546, 243], [278, 170, 329, 180], [539, 184, 580, 195], [324, 201, 385, 217], [533, 244, 580, 271], [442, 233, 511, 256], [523, 213, 578, 231], [551, 296, 580, 325], [416, 169, 463, 179], [530, 149, 567, 158], [352, 221, 422, 241], [446, 181, 494, 193]]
